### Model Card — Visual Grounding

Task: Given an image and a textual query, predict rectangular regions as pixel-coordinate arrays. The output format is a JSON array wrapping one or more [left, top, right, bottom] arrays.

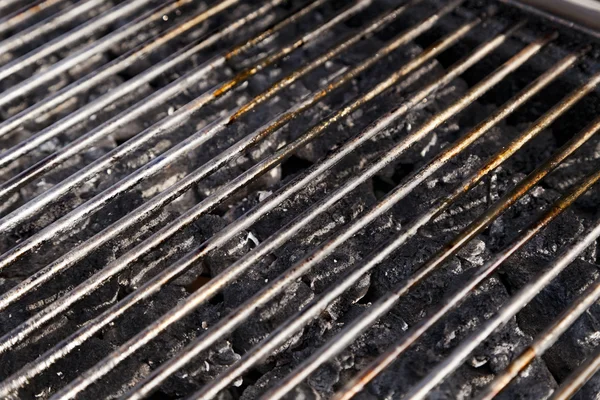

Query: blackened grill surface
[[0, 0, 600, 399]]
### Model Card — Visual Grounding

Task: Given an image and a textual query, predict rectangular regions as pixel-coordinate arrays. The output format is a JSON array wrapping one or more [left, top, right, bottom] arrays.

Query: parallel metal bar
[[0, 0, 405, 282], [0, 0, 187, 107], [0, 0, 437, 314], [334, 168, 600, 400], [0, 0, 300, 142], [191, 51, 580, 400], [1, 3, 597, 400], [0, 0, 294, 171], [0, 0, 109, 59], [474, 222, 600, 399], [550, 326, 600, 399], [0, 0, 45, 16], [0, 0, 156, 79], [267, 56, 600, 400], [400, 117, 600, 400], [0, 2, 460, 387], [33, 13, 478, 400], [120, 23, 540, 400], [514, 0, 600, 32], [330, 120, 600, 400], [500, 0, 600, 40], [0, 0, 67, 37], [0, 0, 372, 268]]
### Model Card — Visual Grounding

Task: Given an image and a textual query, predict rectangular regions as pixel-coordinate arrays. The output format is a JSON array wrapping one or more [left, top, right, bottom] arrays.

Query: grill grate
[[1, 0, 600, 399]]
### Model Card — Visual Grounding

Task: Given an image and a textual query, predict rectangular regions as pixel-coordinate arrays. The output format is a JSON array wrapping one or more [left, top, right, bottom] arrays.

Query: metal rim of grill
[[1, 0, 600, 399]]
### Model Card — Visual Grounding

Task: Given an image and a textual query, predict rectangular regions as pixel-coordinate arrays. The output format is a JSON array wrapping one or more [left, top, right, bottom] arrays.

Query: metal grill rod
[[0, 2, 465, 388], [0, 0, 303, 141], [0, 0, 448, 315], [0, 0, 67, 36], [191, 51, 580, 400], [0, 0, 390, 251], [0, 0, 385, 297], [0, 0, 365, 176], [0, 0, 341, 208], [334, 167, 600, 400], [1, 3, 596, 400], [0, 0, 53, 16], [0, 4, 255, 165], [550, 324, 600, 399], [336, 130, 600, 400], [0, 0, 282, 155], [119, 23, 540, 400], [0, 0, 341, 191], [0, 0, 110, 60], [37, 13, 479, 400], [0, 0, 192, 108], [396, 116, 600, 399], [0, 0, 374, 264], [266, 59, 600, 400], [0, 0, 159, 84], [473, 220, 600, 398]]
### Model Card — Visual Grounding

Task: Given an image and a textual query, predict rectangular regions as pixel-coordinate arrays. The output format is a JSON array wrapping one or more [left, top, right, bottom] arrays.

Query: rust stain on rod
[[0, 4, 466, 397], [0, 0, 64, 35], [191, 43, 581, 400], [0, 0, 370, 266], [334, 94, 600, 400], [36, 13, 478, 400], [124, 21, 540, 400]]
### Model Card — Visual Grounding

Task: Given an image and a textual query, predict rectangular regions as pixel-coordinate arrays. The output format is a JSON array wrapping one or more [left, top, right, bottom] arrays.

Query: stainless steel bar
[[190, 50, 579, 400], [31, 14, 479, 400], [0, 0, 186, 107], [0, 0, 408, 282], [266, 59, 600, 400], [0, 0, 46, 16], [550, 334, 600, 399], [0, 0, 384, 316], [0, 0, 300, 142], [513, 0, 600, 32], [399, 117, 600, 400], [0, 0, 462, 382], [120, 23, 540, 400], [500, 0, 600, 40], [0, 0, 374, 272], [1, 2, 596, 399], [0, 0, 109, 61], [474, 223, 600, 399], [0, 0, 67, 37], [331, 133, 600, 400], [0, 0, 301, 171], [0, 0, 445, 314], [0, 0, 157, 81]]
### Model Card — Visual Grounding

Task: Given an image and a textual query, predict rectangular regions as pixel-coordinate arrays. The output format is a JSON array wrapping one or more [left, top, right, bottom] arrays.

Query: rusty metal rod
[[0, 0, 446, 315], [508, 247, 600, 400], [0, 0, 373, 268], [0, 0, 68, 37], [0, 3, 462, 396], [34, 14, 480, 400], [474, 220, 600, 399], [0, 0, 109, 60], [0, 0, 168, 95], [0, 0, 316, 141], [191, 50, 580, 400], [0, 0, 279, 158], [549, 335, 600, 399], [119, 23, 541, 400], [266, 51, 600, 400], [402, 117, 600, 400], [330, 122, 600, 400]]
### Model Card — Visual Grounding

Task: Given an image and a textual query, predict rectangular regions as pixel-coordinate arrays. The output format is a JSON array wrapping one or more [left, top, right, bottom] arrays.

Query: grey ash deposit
[[1, 0, 600, 399]]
